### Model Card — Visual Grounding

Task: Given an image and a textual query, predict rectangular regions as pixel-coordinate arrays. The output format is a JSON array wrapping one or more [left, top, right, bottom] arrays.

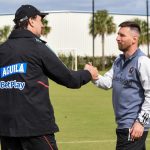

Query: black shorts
[[116, 128, 148, 150], [0, 134, 58, 150]]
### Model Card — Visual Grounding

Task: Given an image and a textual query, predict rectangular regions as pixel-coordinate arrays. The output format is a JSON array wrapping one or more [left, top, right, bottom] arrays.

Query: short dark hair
[[13, 15, 37, 30], [119, 21, 141, 34], [14, 19, 28, 30]]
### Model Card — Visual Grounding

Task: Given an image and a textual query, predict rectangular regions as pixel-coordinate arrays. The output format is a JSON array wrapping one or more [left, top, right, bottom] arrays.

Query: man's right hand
[[84, 64, 99, 80]]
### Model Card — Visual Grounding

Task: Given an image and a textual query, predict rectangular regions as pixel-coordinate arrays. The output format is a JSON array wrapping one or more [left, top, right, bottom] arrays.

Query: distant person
[[0, 4, 98, 150], [85, 21, 150, 150]]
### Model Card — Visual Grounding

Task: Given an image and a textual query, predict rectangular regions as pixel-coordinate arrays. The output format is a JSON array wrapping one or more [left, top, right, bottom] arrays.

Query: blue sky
[[0, 0, 149, 15]]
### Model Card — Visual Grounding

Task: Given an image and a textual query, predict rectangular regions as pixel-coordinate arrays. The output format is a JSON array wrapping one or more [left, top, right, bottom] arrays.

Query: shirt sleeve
[[92, 66, 113, 90], [38, 45, 92, 88], [138, 56, 150, 125]]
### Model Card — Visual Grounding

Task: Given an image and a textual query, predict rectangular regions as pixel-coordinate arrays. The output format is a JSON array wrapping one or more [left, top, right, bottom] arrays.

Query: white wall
[[0, 14, 14, 27], [0, 12, 148, 56]]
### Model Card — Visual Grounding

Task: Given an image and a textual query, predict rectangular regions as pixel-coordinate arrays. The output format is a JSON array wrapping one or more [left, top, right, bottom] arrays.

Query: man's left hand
[[130, 121, 144, 141]]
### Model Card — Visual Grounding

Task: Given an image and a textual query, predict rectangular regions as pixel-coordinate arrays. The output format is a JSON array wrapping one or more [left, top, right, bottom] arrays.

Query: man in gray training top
[[85, 21, 150, 150]]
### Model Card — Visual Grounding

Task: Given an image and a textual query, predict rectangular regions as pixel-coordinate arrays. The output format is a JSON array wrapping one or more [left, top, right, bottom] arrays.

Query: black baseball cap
[[14, 5, 48, 24]]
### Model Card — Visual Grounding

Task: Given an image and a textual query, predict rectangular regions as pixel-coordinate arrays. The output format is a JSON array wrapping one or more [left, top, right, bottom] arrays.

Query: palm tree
[[0, 25, 11, 43], [42, 18, 51, 37], [89, 10, 116, 70]]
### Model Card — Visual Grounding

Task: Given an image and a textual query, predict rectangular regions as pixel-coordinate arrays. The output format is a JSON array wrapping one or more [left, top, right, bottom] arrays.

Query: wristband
[[137, 112, 149, 126]]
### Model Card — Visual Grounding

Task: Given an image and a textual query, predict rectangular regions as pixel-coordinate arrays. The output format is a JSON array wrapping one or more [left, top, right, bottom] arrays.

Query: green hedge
[[58, 53, 116, 70]]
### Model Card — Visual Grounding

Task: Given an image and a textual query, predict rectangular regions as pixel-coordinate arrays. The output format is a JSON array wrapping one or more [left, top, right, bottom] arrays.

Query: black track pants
[[1, 134, 58, 150], [116, 128, 148, 150]]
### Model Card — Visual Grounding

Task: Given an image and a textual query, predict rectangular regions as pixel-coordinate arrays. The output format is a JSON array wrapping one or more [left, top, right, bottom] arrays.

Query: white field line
[[58, 138, 150, 144]]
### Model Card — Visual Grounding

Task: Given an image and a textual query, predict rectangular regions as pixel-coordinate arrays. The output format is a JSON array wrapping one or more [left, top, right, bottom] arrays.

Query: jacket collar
[[120, 49, 141, 60], [9, 29, 46, 44]]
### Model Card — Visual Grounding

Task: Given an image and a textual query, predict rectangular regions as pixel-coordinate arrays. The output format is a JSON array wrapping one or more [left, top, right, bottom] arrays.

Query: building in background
[[0, 11, 148, 56]]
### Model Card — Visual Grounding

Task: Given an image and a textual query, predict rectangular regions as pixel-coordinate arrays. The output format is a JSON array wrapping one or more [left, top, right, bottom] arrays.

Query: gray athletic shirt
[[93, 49, 150, 130]]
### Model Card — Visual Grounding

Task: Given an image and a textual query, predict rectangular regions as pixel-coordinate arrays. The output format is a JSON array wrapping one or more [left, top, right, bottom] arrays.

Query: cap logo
[[20, 16, 28, 22]]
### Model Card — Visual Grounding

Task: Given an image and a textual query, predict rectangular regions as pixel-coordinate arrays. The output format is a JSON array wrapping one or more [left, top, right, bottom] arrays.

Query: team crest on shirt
[[129, 67, 135, 74]]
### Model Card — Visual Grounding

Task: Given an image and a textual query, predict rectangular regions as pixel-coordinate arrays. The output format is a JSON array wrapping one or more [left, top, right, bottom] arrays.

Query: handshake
[[84, 63, 99, 80]]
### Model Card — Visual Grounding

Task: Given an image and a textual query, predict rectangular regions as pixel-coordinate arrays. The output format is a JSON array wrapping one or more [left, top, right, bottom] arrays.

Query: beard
[[117, 44, 129, 52]]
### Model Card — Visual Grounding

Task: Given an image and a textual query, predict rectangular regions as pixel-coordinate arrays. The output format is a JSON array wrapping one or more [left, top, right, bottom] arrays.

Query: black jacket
[[0, 29, 91, 137]]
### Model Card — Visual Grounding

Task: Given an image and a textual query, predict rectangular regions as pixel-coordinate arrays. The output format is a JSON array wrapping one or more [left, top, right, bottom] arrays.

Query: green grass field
[[49, 80, 150, 150]]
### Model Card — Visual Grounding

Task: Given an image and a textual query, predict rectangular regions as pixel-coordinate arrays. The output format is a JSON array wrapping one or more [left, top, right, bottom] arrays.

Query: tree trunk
[[101, 34, 105, 70]]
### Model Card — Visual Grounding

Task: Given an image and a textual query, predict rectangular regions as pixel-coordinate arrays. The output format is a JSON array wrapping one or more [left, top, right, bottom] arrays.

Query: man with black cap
[[0, 4, 98, 150]]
